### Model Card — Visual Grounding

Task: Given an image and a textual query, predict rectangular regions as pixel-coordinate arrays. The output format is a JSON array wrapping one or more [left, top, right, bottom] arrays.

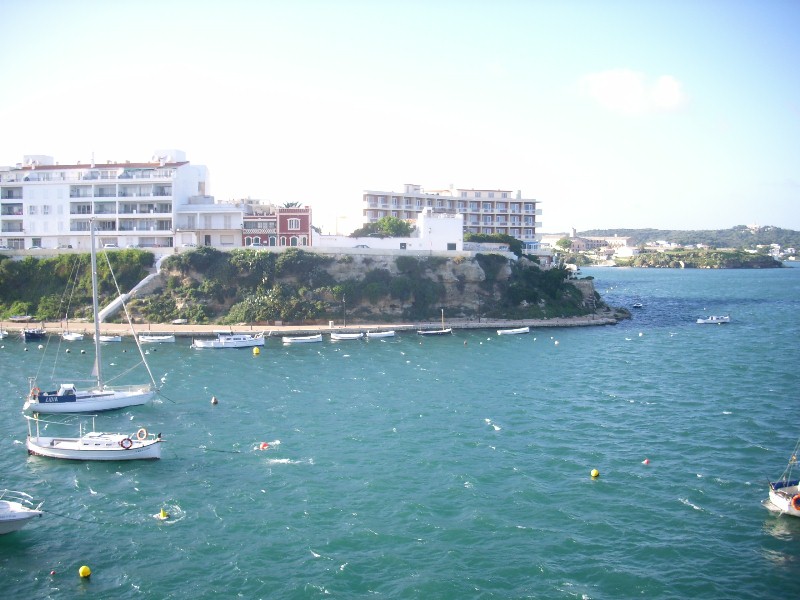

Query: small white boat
[[282, 334, 322, 344], [330, 332, 364, 341], [25, 415, 162, 461], [497, 326, 530, 335], [0, 490, 43, 534], [696, 315, 730, 324], [0, 329, 9, 339], [632, 303, 643, 309], [139, 334, 176, 343], [767, 438, 800, 517], [192, 332, 266, 349], [417, 309, 452, 336], [366, 330, 396, 339], [96, 334, 122, 343], [62, 331, 85, 341]]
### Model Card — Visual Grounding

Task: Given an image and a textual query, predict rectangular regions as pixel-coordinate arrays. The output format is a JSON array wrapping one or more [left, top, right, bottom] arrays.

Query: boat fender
[[136, 428, 148, 441], [792, 495, 800, 511], [30, 387, 41, 397], [120, 438, 133, 449]]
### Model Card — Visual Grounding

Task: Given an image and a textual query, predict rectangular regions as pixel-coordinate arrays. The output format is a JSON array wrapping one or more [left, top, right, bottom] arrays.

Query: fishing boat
[[192, 332, 266, 349], [497, 326, 530, 335], [0, 489, 43, 534], [282, 334, 323, 344], [22, 328, 47, 342], [25, 414, 162, 461], [366, 330, 396, 338], [23, 220, 157, 414], [696, 315, 730, 324], [417, 309, 452, 336], [139, 334, 176, 343], [330, 332, 364, 341], [766, 438, 800, 517], [96, 334, 122, 343]]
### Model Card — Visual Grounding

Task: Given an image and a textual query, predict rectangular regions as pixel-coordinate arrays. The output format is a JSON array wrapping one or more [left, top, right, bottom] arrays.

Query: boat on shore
[[497, 326, 530, 335], [25, 414, 162, 461], [192, 332, 266, 349], [766, 438, 800, 517], [330, 332, 364, 341], [23, 219, 157, 414], [697, 315, 730, 324], [0, 489, 43, 534], [139, 334, 176, 343], [282, 334, 322, 344], [366, 330, 395, 339]]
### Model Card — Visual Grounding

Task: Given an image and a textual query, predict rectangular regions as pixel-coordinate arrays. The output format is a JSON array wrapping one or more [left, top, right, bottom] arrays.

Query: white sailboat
[[25, 414, 162, 461], [417, 309, 452, 336], [330, 332, 364, 341], [23, 220, 157, 414], [766, 438, 800, 517], [366, 330, 395, 339], [191, 332, 266, 349]]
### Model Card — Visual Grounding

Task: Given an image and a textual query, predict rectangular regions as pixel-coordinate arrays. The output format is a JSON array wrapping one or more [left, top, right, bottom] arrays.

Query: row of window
[[243, 235, 309, 247], [367, 200, 536, 212]]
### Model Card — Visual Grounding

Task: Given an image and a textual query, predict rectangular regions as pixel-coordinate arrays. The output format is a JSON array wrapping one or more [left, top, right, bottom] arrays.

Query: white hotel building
[[362, 184, 543, 249], [0, 150, 241, 250]]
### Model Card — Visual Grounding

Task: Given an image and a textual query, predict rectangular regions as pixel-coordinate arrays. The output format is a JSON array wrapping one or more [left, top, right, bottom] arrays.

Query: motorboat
[[282, 334, 322, 344], [25, 414, 162, 461], [192, 332, 266, 349], [766, 438, 800, 517], [62, 331, 85, 341], [497, 326, 530, 335], [330, 332, 364, 341], [366, 330, 396, 338], [23, 219, 157, 414], [632, 303, 643, 309], [139, 334, 176, 343], [0, 489, 43, 534], [696, 315, 730, 324], [22, 328, 46, 342]]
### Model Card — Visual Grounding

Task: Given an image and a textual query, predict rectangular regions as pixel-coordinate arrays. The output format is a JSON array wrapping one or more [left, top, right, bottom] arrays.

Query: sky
[[1, 0, 798, 234]]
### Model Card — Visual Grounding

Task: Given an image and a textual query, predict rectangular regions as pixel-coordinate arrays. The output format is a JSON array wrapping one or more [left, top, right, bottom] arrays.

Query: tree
[[350, 216, 413, 238], [555, 237, 572, 251]]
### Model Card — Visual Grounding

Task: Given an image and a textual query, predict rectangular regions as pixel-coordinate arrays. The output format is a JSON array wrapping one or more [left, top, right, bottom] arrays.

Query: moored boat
[[23, 219, 157, 414], [282, 334, 322, 344], [22, 328, 46, 342], [766, 438, 800, 517], [0, 489, 43, 534], [417, 309, 452, 336], [25, 414, 162, 461], [366, 330, 396, 338], [192, 332, 266, 349], [497, 326, 530, 335], [96, 334, 122, 343], [62, 331, 85, 341], [696, 315, 730, 324], [330, 332, 364, 341], [139, 334, 176, 343]]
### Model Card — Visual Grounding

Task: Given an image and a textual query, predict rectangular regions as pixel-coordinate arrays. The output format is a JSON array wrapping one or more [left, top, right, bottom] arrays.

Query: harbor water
[[2, 264, 799, 599]]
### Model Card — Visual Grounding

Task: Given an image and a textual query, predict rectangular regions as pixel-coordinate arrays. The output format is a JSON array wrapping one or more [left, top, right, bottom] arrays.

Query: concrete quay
[[2, 314, 620, 339]]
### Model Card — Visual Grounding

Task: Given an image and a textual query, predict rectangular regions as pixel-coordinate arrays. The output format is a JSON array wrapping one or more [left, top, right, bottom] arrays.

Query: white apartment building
[[362, 184, 543, 249], [0, 150, 213, 250]]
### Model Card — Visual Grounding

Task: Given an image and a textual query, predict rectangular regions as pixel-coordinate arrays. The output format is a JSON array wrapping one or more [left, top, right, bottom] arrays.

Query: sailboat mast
[[90, 219, 103, 387]]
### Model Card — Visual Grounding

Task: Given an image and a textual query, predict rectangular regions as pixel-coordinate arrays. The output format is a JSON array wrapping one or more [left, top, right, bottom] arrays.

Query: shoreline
[[1, 313, 622, 338]]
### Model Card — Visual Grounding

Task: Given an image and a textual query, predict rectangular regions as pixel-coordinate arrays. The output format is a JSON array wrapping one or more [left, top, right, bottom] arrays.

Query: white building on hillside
[[362, 184, 542, 249], [0, 150, 217, 250]]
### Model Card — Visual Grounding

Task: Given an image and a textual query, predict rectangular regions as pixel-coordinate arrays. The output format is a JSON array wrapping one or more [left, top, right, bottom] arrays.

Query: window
[[287, 218, 300, 230], [461, 191, 467, 198], [43, 205, 50, 215], [28, 205, 37, 215], [475, 192, 482, 198], [488, 192, 494, 198], [501, 192, 508, 198]]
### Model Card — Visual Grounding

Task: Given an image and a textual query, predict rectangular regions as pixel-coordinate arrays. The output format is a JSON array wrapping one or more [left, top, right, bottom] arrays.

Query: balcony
[[1, 191, 23, 200], [1, 224, 24, 233], [1, 206, 23, 216]]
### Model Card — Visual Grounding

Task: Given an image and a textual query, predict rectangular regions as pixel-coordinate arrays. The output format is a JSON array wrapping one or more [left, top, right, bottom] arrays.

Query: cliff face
[[138, 248, 599, 324]]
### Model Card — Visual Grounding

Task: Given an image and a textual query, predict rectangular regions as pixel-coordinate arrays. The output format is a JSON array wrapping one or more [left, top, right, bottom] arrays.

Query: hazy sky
[[1, 0, 798, 234]]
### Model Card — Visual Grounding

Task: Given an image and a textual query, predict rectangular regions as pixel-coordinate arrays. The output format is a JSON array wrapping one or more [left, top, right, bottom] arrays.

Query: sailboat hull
[[767, 481, 800, 516], [24, 387, 154, 413]]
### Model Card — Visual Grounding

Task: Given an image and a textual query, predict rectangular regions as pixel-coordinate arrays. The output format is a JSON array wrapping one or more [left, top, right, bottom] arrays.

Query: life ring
[[30, 387, 41, 397], [136, 428, 148, 441], [792, 495, 800, 511], [120, 437, 133, 449]]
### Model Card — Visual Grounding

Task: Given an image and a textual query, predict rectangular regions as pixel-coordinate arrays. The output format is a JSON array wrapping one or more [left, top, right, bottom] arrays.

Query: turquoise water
[[2, 265, 800, 599]]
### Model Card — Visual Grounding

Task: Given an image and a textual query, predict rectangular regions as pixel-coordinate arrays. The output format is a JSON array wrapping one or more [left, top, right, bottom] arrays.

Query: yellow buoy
[[253, 347, 260, 356], [591, 469, 600, 478], [79, 565, 91, 578], [160, 508, 169, 519]]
